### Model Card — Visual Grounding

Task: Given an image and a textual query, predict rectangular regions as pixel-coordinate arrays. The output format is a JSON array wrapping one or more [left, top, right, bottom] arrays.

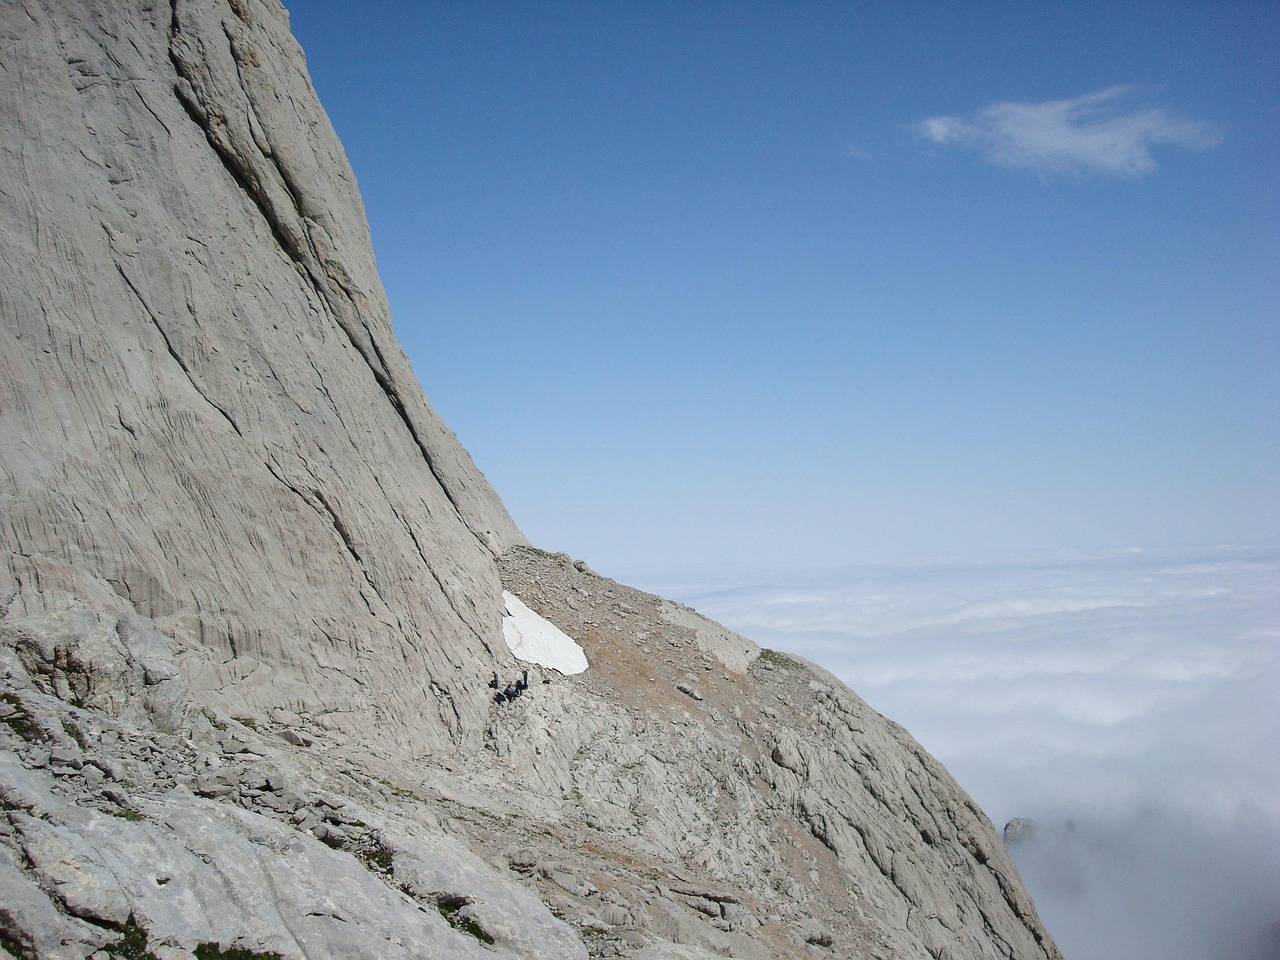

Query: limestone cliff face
[[0, 2, 1063, 959], [0, 0, 524, 756]]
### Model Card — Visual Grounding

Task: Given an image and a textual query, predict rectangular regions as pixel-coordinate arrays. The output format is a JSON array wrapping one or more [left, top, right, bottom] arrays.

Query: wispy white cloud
[[914, 85, 1220, 175]]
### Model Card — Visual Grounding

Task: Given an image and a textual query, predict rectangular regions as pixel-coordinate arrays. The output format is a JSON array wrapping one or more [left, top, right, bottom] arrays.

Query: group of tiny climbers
[[490, 669, 529, 704]]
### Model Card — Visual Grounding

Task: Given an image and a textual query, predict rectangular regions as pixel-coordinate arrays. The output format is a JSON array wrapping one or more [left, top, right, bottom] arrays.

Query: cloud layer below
[[915, 85, 1220, 175], [616, 545, 1280, 960]]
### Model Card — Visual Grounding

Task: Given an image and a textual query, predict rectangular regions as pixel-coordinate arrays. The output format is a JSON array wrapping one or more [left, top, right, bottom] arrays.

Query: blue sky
[[287, 0, 1278, 569]]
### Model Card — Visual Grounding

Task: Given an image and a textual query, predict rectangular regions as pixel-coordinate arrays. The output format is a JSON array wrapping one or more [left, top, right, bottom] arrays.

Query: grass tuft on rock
[[194, 944, 286, 960], [435, 895, 496, 945], [104, 915, 158, 960], [0, 925, 35, 960], [0, 693, 47, 743], [61, 717, 89, 747], [757, 648, 799, 669]]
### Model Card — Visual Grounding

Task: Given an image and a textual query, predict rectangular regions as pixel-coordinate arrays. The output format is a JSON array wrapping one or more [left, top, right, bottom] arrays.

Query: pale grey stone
[[16, 812, 134, 925], [195, 776, 235, 799], [48, 745, 83, 769], [0, 846, 114, 960], [26, 748, 52, 769]]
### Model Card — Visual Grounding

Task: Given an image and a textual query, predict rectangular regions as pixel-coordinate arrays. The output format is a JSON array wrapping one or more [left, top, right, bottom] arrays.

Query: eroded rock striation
[[0, 1, 1063, 957], [1, 0, 523, 759]]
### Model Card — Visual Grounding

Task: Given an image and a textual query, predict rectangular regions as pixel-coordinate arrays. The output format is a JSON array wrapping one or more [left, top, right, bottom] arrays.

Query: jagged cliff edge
[[0, 2, 1062, 958]]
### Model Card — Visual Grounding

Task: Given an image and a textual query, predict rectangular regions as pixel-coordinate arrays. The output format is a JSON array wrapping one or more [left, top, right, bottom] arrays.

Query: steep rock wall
[[0, 0, 524, 755]]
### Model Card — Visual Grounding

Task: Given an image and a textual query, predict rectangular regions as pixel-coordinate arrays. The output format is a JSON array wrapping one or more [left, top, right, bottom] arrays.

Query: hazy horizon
[[610, 543, 1280, 960]]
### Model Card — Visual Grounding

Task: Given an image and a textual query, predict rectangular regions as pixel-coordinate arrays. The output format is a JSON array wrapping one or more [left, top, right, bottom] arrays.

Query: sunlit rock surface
[[0, 1, 1062, 957]]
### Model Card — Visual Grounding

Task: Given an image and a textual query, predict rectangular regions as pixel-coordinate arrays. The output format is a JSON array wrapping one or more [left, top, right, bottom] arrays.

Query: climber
[[492, 670, 530, 704]]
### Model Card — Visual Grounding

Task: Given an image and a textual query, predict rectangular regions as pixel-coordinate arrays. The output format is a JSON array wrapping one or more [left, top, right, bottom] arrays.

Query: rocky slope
[[0, 1, 1062, 958]]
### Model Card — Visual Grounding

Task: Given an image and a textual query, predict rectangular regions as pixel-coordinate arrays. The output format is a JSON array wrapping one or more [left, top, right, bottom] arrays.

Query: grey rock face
[[0, 0, 524, 758], [0, 696, 584, 960], [0, 2, 1063, 958]]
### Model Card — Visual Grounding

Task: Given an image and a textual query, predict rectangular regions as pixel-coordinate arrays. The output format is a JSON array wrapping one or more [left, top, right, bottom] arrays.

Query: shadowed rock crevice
[[110, 253, 245, 442]]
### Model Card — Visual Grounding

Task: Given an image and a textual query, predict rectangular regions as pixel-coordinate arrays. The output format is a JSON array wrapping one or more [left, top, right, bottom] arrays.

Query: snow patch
[[501, 591, 588, 675]]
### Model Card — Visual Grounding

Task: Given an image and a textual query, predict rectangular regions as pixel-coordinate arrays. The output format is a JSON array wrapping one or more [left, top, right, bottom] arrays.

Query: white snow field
[[501, 591, 589, 674]]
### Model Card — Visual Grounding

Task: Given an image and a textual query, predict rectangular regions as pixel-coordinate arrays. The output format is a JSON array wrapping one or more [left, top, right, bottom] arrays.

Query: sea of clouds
[[612, 544, 1280, 960]]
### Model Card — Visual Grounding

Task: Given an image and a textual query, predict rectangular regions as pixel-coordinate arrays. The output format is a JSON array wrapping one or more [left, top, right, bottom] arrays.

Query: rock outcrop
[[0, 1, 1063, 958]]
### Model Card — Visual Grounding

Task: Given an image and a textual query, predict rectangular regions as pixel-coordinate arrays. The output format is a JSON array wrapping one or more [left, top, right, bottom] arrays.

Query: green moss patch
[[757, 648, 799, 669], [103, 915, 158, 960], [194, 944, 286, 960], [0, 926, 35, 960], [0, 693, 47, 743], [435, 895, 495, 945]]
